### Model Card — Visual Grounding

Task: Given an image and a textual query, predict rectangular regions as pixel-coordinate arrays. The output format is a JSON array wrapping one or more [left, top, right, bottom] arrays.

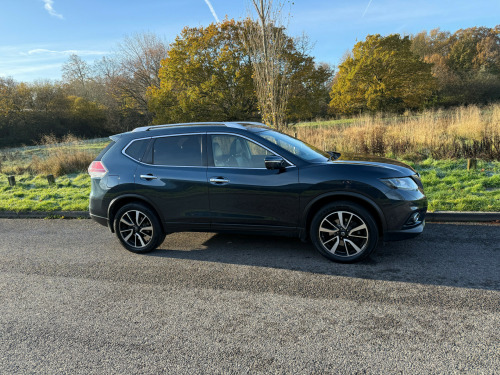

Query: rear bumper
[[90, 213, 109, 228], [384, 220, 425, 241]]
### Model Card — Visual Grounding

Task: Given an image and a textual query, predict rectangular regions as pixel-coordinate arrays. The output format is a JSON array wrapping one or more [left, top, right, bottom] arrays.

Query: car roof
[[131, 122, 269, 133]]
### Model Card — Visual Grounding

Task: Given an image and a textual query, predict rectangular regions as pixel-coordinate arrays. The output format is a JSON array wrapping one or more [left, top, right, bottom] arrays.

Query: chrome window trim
[[121, 131, 296, 169], [208, 132, 296, 169], [121, 136, 152, 163]]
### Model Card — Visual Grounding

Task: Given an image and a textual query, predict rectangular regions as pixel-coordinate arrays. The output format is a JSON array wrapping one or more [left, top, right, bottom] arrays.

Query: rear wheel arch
[[302, 193, 386, 240], [108, 195, 166, 234]]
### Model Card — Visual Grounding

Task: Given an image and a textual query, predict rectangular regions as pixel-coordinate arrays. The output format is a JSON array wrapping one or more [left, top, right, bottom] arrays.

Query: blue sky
[[1, 0, 499, 82]]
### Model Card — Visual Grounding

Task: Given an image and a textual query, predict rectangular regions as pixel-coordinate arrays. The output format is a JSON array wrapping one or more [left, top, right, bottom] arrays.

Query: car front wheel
[[310, 201, 379, 263], [114, 203, 164, 253]]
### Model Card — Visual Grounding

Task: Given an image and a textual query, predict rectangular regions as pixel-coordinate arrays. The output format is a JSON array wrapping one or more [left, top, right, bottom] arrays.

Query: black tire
[[310, 201, 379, 263], [113, 203, 164, 253]]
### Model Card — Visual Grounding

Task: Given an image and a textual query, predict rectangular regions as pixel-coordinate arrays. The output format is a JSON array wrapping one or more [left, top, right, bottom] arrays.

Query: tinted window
[[211, 135, 272, 168], [153, 135, 203, 166], [124, 139, 149, 161]]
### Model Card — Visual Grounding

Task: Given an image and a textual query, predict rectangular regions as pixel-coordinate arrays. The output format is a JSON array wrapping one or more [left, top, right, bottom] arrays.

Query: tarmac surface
[[0, 219, 499, 374]]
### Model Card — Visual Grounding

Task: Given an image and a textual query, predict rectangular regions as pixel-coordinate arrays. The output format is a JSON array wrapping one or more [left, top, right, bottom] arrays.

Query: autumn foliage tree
[[148, 19, 333, 125], [411, 26, 500, 106], [148, 20, 256, 124], [329, 34, 436, 114]]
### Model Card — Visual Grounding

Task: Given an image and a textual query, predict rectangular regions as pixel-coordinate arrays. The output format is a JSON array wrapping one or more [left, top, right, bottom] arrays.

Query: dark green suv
[[89, 122, 427, 263]]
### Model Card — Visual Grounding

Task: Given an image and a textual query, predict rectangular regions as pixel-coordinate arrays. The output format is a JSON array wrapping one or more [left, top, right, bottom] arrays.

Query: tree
[[148, 20, 257, 124], [148, 19, 333, 125], [61, 54, 95, 99], [329, 34, 436, 114], [114, 32, 169, 120], [447, 27, 500, 74], [411, 28, 451, 59], [287, 57, 333, 123], [411, 26, 500, 106], [245, 0, 291, 130]]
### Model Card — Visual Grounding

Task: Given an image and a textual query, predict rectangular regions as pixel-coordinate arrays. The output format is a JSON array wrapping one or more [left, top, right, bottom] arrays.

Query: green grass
[[403, 159, 500, 212], [0, 173, 91, 212]]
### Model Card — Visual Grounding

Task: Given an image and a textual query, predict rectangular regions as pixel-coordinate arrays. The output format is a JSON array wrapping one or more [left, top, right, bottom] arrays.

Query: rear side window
[[153, 135, 203, 166], [124, 139, 150, 161], [95, 141, 115, 161]]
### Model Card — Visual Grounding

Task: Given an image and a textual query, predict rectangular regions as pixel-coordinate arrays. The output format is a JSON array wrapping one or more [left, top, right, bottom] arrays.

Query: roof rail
[[132, 121, 268, 132], [131, 122, 228, 132], [229, 121, 269, 128]]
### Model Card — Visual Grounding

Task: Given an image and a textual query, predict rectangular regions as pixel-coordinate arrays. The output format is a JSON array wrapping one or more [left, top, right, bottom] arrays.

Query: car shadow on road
[[147, 223, 499, 291]]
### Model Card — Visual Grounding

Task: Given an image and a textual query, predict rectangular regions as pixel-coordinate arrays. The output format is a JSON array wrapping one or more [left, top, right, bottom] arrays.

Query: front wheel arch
[[302, 193, 385, 240]]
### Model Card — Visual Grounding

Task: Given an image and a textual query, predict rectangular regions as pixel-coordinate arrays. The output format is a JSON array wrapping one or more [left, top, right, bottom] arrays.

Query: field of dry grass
[[0, 135, 106, 177], [292, 104, 500, 161]]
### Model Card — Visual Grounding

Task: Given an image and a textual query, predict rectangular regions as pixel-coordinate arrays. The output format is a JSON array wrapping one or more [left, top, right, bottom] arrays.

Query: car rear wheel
[[310, 201, 378, 263], [114, 203, 164, 253]]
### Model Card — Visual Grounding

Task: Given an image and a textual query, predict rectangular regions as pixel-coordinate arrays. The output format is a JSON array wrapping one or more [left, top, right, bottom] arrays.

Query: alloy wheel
[[118, 210, 154, 249], [318, 210, 369, 258]]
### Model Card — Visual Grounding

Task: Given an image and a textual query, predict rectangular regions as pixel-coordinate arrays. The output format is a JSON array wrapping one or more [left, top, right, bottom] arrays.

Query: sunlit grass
[[0, 173, 91, 212], [292, 104, 500, 160], [404, 159, 500, 212]]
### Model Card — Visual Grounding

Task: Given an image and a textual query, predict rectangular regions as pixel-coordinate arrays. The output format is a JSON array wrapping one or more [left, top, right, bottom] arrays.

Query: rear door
[[134, 133, 210, 231], [207, 133, 300, 233]]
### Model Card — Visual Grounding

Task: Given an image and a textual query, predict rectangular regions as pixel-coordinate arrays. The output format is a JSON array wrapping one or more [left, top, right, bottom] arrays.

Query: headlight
[[381, 177, 418, 190]]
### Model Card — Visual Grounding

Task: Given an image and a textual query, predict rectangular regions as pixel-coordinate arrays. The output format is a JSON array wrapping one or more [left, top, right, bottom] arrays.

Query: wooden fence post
[[47, 175, 55, 185], [7, 176, 16, 186], [467, 158, 477, 170]]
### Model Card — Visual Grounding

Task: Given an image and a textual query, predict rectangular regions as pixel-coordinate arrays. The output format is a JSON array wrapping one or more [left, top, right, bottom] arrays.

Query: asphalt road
[[0, 219, 499, 374]]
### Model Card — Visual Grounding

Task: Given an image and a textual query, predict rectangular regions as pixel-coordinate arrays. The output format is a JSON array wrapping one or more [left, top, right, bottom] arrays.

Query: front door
[[207, 133, 300, 232]]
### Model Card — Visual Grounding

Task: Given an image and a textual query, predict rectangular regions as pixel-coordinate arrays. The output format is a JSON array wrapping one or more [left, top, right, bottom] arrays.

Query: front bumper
[[384, 220, 425, 241]]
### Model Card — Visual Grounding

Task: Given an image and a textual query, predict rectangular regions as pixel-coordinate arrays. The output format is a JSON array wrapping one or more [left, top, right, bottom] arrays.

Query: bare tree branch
[[245, 0, 291, 130]]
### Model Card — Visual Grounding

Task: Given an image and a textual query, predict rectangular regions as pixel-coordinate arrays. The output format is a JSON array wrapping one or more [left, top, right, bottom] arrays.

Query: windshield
[[257, 130, 330, 162]]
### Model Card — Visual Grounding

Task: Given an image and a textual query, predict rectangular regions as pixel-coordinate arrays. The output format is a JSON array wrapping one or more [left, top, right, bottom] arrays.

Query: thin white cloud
[[203, 0, 220, 23], [43, 0, 64, 19], [362, 0, 373, 18], [25, 49, 108, 56], [0, 63, 63, 76]]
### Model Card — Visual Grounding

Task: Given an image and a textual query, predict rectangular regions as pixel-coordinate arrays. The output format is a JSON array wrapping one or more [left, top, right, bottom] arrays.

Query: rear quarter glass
[[124, 139, 150, 161]]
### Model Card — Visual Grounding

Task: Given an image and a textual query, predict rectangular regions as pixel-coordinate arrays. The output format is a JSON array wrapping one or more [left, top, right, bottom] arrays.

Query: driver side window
[[211, 134, 272, 168]]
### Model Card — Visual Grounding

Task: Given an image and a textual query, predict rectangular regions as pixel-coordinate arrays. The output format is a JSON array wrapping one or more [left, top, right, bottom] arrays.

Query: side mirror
[[265, 155, 286, 170]]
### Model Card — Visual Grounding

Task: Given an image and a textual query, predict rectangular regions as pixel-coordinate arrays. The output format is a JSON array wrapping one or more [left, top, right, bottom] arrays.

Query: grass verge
[[0, 173, 91, 212]]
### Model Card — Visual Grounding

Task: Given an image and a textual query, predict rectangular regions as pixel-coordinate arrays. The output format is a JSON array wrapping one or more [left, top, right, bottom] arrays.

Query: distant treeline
[[1, 22, 499, 147]]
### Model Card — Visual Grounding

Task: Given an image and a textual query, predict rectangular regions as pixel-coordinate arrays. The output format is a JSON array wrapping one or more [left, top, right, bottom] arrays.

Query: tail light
[[88, 161, 107, 178]]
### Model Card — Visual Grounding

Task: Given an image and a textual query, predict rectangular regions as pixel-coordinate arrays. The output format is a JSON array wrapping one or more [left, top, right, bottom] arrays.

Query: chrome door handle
[[140, 174, 157, 180], [210, 177, 230, 185]]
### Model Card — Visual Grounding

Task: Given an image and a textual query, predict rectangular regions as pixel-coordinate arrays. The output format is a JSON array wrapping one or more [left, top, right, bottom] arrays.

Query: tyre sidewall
[[113, 203, 163, 253]]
